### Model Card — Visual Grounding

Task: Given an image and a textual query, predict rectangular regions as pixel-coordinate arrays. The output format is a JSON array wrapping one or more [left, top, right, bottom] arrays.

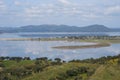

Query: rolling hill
[[0, 24, 120, 33]]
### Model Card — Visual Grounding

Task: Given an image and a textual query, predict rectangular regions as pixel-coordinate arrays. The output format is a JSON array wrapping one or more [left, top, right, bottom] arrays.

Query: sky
[[0, 0, 120, 28]]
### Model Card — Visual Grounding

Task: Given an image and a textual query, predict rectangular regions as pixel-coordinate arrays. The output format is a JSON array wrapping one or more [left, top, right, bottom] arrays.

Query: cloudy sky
[[0, 0, 120, 27]]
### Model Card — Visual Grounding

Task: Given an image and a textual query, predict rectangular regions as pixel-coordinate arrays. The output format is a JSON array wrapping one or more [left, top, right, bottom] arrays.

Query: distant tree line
[[63, 36, 120, 40], [69, 54, 120, 65], [0, 56, 30, 61]]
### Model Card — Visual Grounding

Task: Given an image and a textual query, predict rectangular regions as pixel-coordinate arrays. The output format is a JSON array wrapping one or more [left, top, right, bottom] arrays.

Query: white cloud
[[105, 5, 120, 15], [0, 0, 6, 10], [58, 0, 71, 5], [0, 0, 3, 3], [24, 5, 55, 18], [0, 0, 6, 15], [22, 3, 102, 20], [0, 4, 5, 9], [15, 0, 120, 21], [14, 1, 21, 6], [82, 13, 100, 19]]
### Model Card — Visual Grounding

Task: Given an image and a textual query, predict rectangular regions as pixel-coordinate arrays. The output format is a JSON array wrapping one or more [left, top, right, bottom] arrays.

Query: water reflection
[[0, 41, 120, 61], [0, 32, 120, 38]]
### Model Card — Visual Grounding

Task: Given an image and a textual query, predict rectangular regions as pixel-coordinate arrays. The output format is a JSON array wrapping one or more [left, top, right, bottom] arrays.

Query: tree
[[77, 67, 88, 74], [9, 57, 23, 62], [23, 57, 31, 60], [74, 76, 83, 80], [66, 68, 78, 76], [118, 58, 120, 65], [33, 65, 43, 73], [36, 57, 48, 61], [0, 57, 5, 61], [0, 62, 5, 67], [55, 58, 61, 62], [52, 58, 62, 65]]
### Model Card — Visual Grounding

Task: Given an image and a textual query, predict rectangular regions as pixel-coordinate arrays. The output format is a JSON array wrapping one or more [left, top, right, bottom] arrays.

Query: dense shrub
[[66, 68, 78, 76], [74, 76, 83, 80]]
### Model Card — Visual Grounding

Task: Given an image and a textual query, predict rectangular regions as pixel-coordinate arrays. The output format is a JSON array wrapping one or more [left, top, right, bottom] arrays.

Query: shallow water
[[0, 40, 120, 61], [0, 32, 120, 38], [0, 32, 120, 61]]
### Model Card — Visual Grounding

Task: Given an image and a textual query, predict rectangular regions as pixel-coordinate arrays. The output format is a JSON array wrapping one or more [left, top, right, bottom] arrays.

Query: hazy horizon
[[0, 0, 120, 28], [0, 24, 119, 29]]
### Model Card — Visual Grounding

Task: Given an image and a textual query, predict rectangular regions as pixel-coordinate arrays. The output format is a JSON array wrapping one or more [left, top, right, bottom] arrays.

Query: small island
[[0, 36, 120, 50], [52, 43, 111, 49]]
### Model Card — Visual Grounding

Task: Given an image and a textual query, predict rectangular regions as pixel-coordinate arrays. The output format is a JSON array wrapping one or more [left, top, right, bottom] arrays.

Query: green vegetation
[[1, 36, 120, 43], [0, 55, 120, 80], [1, 36, 120, 50]]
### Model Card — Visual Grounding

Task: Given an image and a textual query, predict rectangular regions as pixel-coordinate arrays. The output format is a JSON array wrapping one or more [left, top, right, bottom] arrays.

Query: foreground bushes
[[49, 66, 95, 80], [0, 54, 120, 80], [69, 54, 120, 64], [0, 57, 63, 80]]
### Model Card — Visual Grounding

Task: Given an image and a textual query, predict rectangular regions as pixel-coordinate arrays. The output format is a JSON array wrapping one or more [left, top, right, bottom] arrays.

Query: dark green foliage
[[0, 70, 11, 80], [0, 62, 5, 67], [69, 54, 120, 65], [50, 58, 62, 65], [118, 58, 120, 65], [23, 57, 31, 60], [8, 67, 31, 77], [54, 58, 61, 62], [66, 68, 78, 76], [49, 73, 68, 80], [9, 57, 23, 62], [66, 67, 89, 76], [0, 55, 120, 80], [74, 76, 83, 80], [87, 69, 95, 76], [49, 66, 95, 80], [36, 57, 48, 61], [33, 65, 43, 73], [0, 57, 5, 60]]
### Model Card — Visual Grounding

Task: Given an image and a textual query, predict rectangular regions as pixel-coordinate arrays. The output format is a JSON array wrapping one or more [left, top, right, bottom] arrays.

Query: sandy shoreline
[[0, 37, 115, 49], [0, 37, 120, 43], [52, 43, 111, 49]]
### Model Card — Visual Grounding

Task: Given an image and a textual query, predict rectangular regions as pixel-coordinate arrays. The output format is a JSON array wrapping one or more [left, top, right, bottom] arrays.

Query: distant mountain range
[[0, 24, 120, 33]]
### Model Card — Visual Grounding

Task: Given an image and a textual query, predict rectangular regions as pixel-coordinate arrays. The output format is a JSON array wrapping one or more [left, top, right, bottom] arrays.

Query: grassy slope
[[2, 60, 35, 68], [23, 62, 99, 80], [89, 65, 120, 80], [89, 59, 120, 80], [1, 59, 120, 80], [22, 62, 120, 80]]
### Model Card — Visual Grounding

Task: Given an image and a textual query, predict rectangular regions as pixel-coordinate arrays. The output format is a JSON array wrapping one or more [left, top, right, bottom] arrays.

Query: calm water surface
[[0, 32, 120, 38], [0, 40, 120, 61], [0, 32, 120, 61]]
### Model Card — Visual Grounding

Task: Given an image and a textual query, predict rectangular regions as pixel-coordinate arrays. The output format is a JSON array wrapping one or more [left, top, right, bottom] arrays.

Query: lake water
[[0, 32, 120, 38], [0, 32, 120, 61]]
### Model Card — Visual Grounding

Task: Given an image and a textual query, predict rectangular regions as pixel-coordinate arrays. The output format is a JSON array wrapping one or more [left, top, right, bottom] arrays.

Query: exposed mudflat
[[52, 43, 111, 49]]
